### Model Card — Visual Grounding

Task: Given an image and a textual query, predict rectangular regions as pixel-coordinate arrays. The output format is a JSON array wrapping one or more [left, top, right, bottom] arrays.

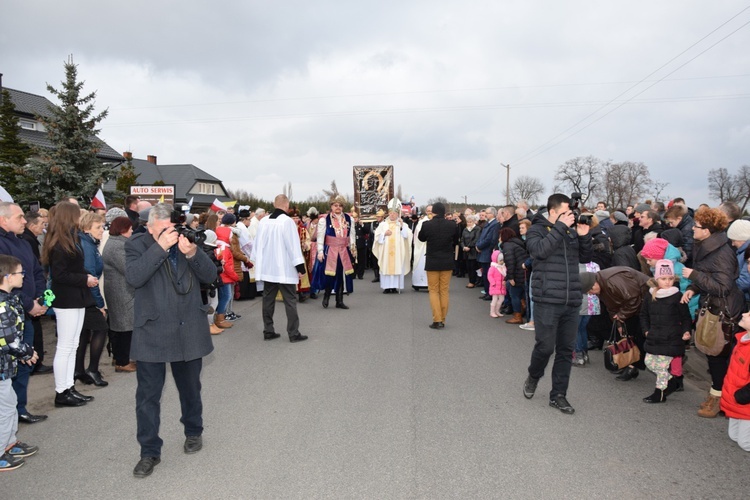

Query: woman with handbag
[[680, 207, 744, 418], [640, 260, 692, 403]]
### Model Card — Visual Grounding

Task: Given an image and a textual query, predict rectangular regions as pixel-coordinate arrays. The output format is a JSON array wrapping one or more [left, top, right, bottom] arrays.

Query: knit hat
[[612, 211, 628, 223], [203, 230, 218, 247], [580, 272, 597, 293], [105, 207, 127, 225], [640, 237, 669, 259], [634, 203, 651, 214], [595, 210, 610, 220], [221, 213, 236, 225], [728, 219, 750, 242], [654, 259, 674, 278], [491, 249, 504, 263], [659, 228, 683, 249]]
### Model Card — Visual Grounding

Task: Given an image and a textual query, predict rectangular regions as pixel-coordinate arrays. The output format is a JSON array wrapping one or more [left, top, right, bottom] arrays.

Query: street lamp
[[501, 163, 510, 205]]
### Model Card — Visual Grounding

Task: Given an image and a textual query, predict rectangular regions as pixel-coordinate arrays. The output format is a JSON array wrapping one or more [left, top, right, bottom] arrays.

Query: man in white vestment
[[411, 204, 432, 291], [373, 199, 413, 294]]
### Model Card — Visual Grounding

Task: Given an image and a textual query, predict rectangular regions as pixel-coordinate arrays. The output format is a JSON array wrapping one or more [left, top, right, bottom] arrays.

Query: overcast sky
[[2, 1, 749, 207]]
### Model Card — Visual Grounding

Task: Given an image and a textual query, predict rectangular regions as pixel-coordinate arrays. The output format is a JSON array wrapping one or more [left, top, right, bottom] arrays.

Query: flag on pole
[[159, 194, 165, 203], [210, 198, 228, 212], [91, 189, 106, 209], [188, 196, 194, 209]]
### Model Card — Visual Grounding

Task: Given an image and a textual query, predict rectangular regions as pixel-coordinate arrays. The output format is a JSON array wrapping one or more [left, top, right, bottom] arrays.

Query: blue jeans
[[217, 283, 232, 315], [576, 315, 590, 352], [508, 283, 524, 314], [136, 358, 203, 457], [12, 318, 34, 414], [528, 302, 579, 398]]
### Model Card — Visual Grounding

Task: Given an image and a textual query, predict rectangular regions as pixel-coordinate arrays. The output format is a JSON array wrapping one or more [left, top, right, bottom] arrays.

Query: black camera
[[570, 193, 592, 225], [170, 208, 206, 246]]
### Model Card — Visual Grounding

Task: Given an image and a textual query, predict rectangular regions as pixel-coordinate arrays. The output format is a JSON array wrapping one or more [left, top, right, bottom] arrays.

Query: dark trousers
[[355, 246, 367, 278], [706, 354, 730, 392], [528, 302, 579, 399], [32, 317, 44, 363], [508, 283, 525, 313], [466, 259, 479, 285], [370, 252, 380, 278], [262, 282, 300, 338], [110, 329, 133, 367], [480, 262, 491, 295], [136, 358, 203, 458], [12, 318, 34, 414]]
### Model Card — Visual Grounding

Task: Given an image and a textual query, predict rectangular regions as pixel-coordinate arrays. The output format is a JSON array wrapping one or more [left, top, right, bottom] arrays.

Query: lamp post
[[501, 163, 510, 205]]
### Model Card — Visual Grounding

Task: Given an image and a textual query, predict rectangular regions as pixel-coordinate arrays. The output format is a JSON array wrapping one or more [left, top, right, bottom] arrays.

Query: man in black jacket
[[522, 194, 592, 415], [418, 203, 458, 329]]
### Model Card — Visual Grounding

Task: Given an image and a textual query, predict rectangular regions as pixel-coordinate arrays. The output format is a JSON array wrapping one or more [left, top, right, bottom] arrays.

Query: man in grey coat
[[125, 204, 216, 478]]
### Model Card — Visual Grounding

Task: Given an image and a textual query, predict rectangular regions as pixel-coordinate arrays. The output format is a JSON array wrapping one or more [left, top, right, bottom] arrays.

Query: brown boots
[[209, 323, 224, 335], [505, 312, 523, 324], [214, 314, 233, 329], [697, 392, 722, 418]]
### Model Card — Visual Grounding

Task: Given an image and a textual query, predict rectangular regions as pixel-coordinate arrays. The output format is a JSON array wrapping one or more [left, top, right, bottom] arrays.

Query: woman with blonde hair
[[41, 202, 96, 407]]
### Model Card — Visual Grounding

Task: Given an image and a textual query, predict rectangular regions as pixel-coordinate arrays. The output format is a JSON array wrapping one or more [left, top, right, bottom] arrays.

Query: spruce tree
[[0, 89, 31, 197], [17, 56, 113, 206], [115, 155, 140, 201]]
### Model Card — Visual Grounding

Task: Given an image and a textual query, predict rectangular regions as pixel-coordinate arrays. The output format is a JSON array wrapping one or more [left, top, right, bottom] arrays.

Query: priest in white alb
[[373, 198, 413, 294]]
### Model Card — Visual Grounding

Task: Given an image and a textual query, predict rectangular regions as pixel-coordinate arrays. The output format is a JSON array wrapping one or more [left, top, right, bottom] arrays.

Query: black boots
[[85, 369, 108, 387], [322, 289, 331, 308], [643, 388, 666, 404], [615, 366, 639, 381], [663, 376, 683, 396], [335, 289, 348, 309]]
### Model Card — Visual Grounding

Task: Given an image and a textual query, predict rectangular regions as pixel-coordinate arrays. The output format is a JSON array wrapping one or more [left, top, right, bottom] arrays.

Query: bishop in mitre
[[373, 198, 413, 293]]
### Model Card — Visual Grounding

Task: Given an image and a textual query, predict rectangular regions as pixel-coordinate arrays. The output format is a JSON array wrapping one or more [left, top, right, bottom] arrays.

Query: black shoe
[[133, 456, 161, 478], [643, 388, 666, 404], [523, 376, 538, 399], [74, 371, 95, 385], [322, 291, 331, 308], [54, 389, 86, 407], [309, 293, 318, 299], [335, 301, 349, 309], [32, 363, 53, 375], [383, 289, 391, 294], [549, 395, 575, 414], [289, 334, 308, 343], [18, 413, 48, 424], [184, 435, 203, 454], [69, 387, 94, 402], [437, 322, 445, 329], [371, 278, 380, 283], [298, 294, 307, 303], [264, 332, 281, 341], [615, 366, 639, 381], [664, 376, 683, 396], [482, 295, 492, 301], [85, 369, 108, 387], [429, 322, 441, 329]]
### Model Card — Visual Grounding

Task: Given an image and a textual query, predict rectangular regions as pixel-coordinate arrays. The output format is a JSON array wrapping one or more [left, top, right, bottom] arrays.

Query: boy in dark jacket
[[522, 194, 592, 415]]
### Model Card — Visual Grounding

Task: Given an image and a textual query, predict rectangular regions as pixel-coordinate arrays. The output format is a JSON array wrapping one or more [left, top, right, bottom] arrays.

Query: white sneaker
[[519, 322, 535, 331]]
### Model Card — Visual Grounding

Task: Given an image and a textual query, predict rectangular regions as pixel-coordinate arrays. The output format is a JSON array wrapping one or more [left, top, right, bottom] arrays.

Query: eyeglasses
[[6, 271, 25, 277], [693, 224, 704, 229]]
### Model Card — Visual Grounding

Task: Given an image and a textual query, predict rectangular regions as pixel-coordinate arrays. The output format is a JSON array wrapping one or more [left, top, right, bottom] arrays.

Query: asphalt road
[[5, 272, 749, 499]]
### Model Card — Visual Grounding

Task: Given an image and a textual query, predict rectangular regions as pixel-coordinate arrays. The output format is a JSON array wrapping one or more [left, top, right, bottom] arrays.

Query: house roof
[[103, 158, 231, 204], [3, 87, 124, 162]]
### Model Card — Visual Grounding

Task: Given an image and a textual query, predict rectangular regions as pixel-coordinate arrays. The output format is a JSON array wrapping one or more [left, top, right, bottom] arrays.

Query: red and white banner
[[210, 198, 227, 212], [91, 188, 106, 209]]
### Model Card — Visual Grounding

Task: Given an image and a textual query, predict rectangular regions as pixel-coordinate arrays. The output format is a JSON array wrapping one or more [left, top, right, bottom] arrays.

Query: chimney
[[123, 151, 133, 161], [147, 155, 157, 165]]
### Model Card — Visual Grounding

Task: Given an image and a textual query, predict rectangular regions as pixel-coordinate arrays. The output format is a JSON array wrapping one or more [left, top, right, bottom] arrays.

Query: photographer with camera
[[125, 204, 218, 478], [522, 193, 592, 415]]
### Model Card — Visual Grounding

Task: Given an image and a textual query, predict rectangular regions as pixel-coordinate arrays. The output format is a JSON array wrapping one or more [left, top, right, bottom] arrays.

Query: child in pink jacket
[[488, 250, 507, 318]]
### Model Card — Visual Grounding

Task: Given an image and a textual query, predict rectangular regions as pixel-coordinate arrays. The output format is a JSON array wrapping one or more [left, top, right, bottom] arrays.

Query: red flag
[[91, 189, 106, 209], [210, 198, 227, 212]]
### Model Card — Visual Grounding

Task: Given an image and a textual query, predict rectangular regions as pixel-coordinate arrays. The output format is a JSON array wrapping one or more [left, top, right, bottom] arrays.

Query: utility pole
[[462, 195, 467, 206], [501, 163, 510, 205]]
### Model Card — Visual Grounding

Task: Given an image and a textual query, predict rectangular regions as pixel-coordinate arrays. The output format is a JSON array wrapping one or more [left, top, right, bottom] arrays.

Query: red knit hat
[[641, 238, 669, 259]]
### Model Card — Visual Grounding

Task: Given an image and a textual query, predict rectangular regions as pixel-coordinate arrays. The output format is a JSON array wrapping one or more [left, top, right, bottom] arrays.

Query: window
[[19, 119, 36, 130]]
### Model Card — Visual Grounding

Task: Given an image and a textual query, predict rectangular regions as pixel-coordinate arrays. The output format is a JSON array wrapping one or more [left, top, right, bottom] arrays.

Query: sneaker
[[519, 322, 535, 331], [572, 352, 585, 366], [6, 442, 38, 458], [549, 395, 575, 414], [225, 313, 238, 321], [523, 375, 538, 399], [0, 452, 25, 471]]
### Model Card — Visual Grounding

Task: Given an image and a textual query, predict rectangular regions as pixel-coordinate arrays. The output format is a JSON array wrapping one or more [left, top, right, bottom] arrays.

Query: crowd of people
[[2, 191, 750, 474]]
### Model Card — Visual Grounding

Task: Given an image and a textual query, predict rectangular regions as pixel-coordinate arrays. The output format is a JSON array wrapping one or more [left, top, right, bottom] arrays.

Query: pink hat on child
[[641, 238, 669, 259], [491, 249, 503, 263], [654, 259, 674, 278]]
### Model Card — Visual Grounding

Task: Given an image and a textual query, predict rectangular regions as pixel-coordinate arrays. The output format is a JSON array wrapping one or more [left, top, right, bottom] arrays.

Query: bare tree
[[396, 184, 403, 201], [735, 165, 750, 214], [651, 179, 670, 202], [708, 168, 743, 205], [553, 155, 603, 204], [505, 175, 546, 205], [600, 161, 652, 209], [322, 180, 340, 200]]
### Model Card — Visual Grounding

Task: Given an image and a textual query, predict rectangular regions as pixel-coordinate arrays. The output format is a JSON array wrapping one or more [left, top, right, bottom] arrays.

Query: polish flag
[[210, 198, 227, 212], [91, 189, 106, 209]]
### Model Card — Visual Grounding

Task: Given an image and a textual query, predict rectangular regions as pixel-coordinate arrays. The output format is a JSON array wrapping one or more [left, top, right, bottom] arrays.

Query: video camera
[[570, 193, 592, 226], [170, 207, 207, 246]]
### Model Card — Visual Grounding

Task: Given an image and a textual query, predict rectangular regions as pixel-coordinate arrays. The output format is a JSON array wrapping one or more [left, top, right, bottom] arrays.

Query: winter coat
[[676, 214, 695, 265], [461, 226, 480, 260], [734, 240, 750, 301], [525, 211, 593, 307], [643, 221, 664, 240], [502, 237, 528, 284], [0, 227, 46, 313], [609, 225, 639, 270], [101, 235, 135, 332], [501, 214, 520, 237], [640, 286, 691, 357], [48, 240, 95, 310], [590, 225, 612, 270], [488, 263, 507, 296], [19, 228, 41, 261], [80, 231, 105, 309], [215, 242, 240, 284], [720, 332, 750, 420], [418, 215, 458, 271], [0, 290, 34, 380], [476, 219, 500, 264], [687, 231, 744, 322], [125, 230, 216, 363], [595, 266, 650, 321], [230, 232, 251, 276]]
